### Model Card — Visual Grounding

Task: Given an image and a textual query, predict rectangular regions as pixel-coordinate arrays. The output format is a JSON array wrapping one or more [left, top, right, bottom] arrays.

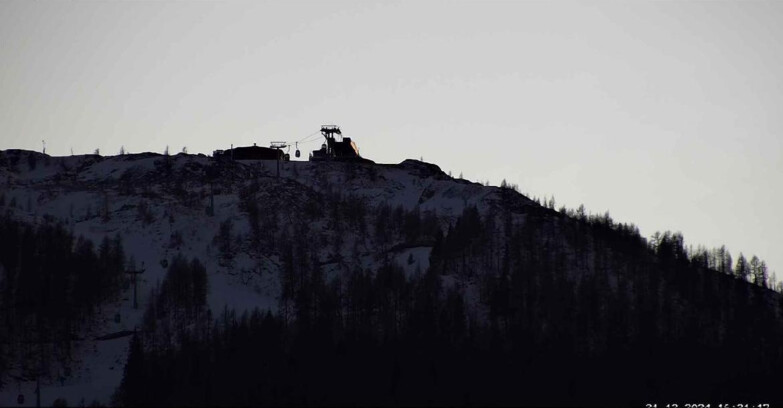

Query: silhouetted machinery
[[309, 125, 361, 161]]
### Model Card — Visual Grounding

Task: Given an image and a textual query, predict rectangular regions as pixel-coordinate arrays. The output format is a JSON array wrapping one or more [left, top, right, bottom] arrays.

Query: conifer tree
[[756, 260, 768, 288], [115, 334, 145, 406], [724, 250, 733, 276], [750, 255, 761, 285], [735, 253, 749, 281]]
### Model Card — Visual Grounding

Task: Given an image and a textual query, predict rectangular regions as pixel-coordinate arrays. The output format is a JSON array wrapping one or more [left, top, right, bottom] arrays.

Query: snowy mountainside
[[0, 149, 534, 406], [3, 149, 783, 406]]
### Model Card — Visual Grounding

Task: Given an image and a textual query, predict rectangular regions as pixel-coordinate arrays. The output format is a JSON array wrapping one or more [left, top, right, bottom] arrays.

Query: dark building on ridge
[[213, 143, 288, 161]]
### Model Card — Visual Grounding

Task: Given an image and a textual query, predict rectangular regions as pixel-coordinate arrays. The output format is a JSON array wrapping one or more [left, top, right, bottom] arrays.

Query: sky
[[1, 1, 781, 276]]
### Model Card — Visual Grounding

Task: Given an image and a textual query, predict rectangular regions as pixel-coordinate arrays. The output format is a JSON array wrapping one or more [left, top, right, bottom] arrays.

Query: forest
[[0, 213, 126, 390], [112, 181, 783, 407]]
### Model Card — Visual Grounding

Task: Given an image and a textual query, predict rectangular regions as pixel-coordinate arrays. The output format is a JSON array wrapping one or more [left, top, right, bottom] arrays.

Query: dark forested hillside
[[1, 150, 780, 406], [116, 187, 783, 407]]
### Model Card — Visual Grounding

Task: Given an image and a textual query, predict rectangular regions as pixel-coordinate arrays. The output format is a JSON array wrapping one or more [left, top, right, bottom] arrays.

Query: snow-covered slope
[[0, 150, 534, 406]]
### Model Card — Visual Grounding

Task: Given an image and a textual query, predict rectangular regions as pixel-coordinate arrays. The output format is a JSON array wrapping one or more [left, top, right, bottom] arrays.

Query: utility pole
[[126, 262, 146, 310], [270, 142, 288, 179]]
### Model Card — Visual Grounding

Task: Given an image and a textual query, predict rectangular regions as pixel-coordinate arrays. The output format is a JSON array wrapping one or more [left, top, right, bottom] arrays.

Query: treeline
[[531, 192, 777, 292], [0, 213, 126, 385]]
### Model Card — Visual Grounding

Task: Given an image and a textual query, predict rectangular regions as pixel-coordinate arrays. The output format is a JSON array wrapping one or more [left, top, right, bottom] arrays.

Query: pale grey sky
[[1, 1, 781, 275]]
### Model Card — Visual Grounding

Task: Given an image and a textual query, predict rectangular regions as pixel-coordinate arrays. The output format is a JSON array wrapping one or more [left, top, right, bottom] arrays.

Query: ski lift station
[[309, 125, 360, 161], [212, 125, 366, 163]]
